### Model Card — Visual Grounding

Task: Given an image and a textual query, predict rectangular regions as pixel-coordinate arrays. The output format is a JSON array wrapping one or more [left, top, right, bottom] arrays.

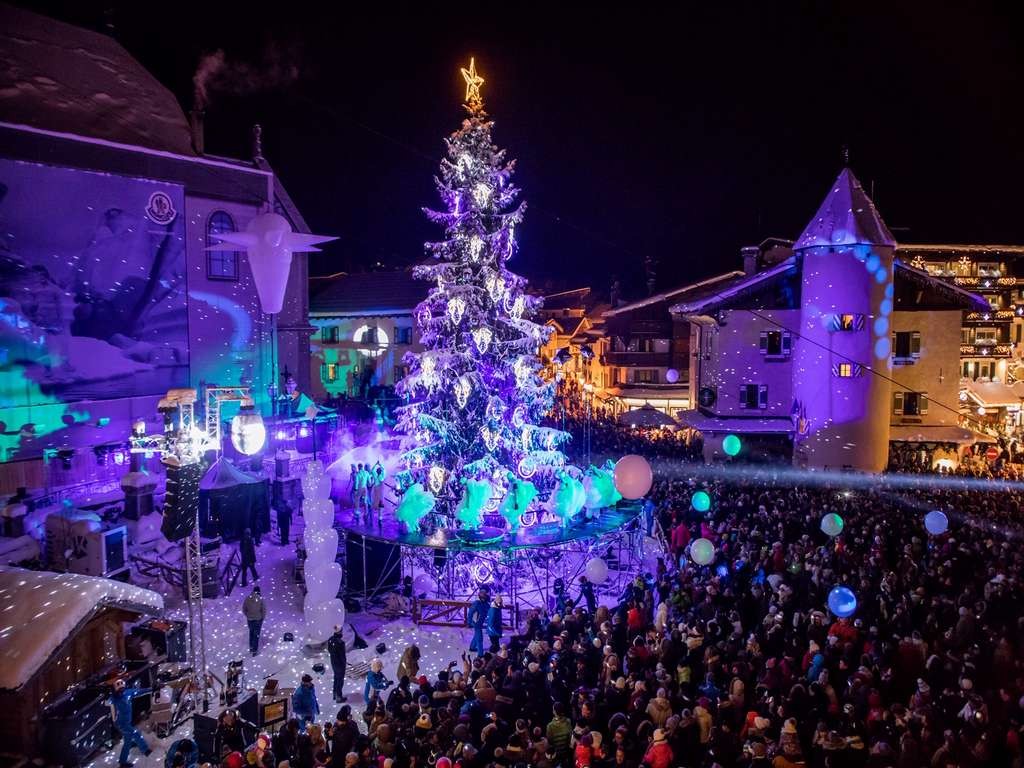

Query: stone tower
[[791, 168, 896, 471]]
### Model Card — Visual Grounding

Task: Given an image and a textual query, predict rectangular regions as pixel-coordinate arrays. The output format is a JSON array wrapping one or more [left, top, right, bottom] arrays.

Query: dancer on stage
[[467, 586, 490, 655]]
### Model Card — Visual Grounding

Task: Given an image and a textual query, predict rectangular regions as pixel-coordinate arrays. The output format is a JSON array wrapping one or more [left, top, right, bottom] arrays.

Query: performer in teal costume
[[499, 471, 538, 532], [395, 483, 435, 531]]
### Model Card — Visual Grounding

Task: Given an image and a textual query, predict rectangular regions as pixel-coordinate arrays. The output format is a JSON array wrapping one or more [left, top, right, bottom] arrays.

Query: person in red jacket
[[642, 728, 673, 768]]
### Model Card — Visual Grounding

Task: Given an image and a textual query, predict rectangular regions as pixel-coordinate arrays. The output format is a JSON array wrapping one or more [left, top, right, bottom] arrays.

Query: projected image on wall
[[0, 159, 188, 459]]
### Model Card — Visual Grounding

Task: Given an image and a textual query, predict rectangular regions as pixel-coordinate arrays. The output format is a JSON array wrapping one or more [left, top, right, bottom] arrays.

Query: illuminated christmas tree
[[395, 59, 569, 514]]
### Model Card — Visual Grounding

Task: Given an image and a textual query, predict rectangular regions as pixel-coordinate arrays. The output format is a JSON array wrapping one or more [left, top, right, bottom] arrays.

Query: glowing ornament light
[[473, 182, 492, 207], [517, 456, 536, 478], [421, 356, 438, 388], [506, 294, 525, 320], [514, 357, 532, 388], [481, 426, 500, 452], [447, 296, 467, 325], [468, 235, 484, 262], [511, 405, 527, 429], [472, 327, 493, 354], [428, 465, 446, 494], [486, 274, 506, 303], [454, 376, 472, 409]]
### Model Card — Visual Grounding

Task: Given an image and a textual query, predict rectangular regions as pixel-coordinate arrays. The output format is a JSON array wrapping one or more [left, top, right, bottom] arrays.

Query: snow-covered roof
[[889, 424, 993, 445], [605, 271, 745, 317], [669, 259, 797, 315], [962, 379, 1022, 408], [0, 5, 195, 156], [0, 567, 163, 691], [311, 271, 427, 317], [795, 168, 896, 250]]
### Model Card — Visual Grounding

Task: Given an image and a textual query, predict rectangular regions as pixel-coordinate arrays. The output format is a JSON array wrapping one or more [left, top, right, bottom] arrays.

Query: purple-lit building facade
[[0, 7, 313, 496], [674, 169, 986, 470]]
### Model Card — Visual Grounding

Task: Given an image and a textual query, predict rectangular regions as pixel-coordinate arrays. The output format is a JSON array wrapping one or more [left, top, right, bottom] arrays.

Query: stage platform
[[334, 502, 642, 551]]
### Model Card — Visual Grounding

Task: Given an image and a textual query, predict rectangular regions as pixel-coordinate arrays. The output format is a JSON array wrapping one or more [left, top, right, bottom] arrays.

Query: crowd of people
[[196, 461, 1024, 768]]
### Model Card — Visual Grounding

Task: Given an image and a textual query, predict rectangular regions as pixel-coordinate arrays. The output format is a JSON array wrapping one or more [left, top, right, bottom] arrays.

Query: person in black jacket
[[240, 528, 258, 586], [327, 624, 347, 702], [331, 705, 359, 759]]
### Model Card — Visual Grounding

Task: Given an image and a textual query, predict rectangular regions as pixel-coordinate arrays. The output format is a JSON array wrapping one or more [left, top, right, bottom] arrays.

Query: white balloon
[[613, 455, 654, 500], [304, 527, 338, 567], [307, 598, 346, 643], [585, 557, 609, 585], [303, 497, 334, 531], [305, 561, 342, 604]]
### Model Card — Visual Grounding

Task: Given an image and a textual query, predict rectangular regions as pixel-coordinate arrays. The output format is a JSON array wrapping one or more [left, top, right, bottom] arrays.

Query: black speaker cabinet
[[345, 534, 401, 593]]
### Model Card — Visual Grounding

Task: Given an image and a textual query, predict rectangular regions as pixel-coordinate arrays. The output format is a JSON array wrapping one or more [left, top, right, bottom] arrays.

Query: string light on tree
[[447, 296, 467, 325], [468, 235, 484, 262], [454, 376, 472, 409], [472, 327, 493, 354]]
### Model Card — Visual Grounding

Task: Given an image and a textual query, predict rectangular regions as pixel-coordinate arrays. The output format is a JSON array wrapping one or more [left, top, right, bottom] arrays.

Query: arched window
[[206, 211, 239, 280]]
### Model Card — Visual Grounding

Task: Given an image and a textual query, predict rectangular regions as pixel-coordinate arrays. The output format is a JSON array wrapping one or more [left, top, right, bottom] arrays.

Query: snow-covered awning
[[0, 567, 163, 690], [675, 410, 795, 435], [962, 379, 1023, 408], [889, 424, 994, 445]]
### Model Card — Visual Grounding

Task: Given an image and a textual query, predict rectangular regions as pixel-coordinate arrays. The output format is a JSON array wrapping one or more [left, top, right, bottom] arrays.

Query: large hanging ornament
[[417, 305, 432, 326], [472, 327, 493, 354], [468, 235, 484, 263], [454, 376, 472, 408], [447, 296, 467, 325], [511, 405, 527, 429], [421, 355, 438, 388], [481, 426, 499, 453], [473, 182, 492, 207], [514, 357, 532, 389], [486, 396, 505, 421], [517, 455, 536, 479], [457, 153, 473, 178], [505, 294, 525, 321], [520, 425, 533, 452], [207, 212, 336, 314], [486, 274, 506, 304], [428, 465, 446, 494]]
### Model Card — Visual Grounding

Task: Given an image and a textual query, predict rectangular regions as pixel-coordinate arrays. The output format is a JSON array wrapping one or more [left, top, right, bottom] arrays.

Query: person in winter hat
[[291, 674, 320, 725], [642, 728, 673, 768]]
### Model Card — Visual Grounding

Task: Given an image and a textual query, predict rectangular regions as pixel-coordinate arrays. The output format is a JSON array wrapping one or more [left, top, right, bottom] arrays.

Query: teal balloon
[[690, 538, 715, 566], [722, 434, 742, 456], [827, 585, 857, 618], [820, 513, 844, 538], [924, 510, 948, 535], [691, 490, 711, 512]]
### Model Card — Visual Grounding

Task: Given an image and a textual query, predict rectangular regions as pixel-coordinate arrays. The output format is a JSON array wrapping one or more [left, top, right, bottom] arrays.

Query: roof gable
[[795, 168, 896, 250]]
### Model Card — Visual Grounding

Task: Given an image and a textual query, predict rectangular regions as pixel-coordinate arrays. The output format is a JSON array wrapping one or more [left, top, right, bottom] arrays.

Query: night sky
[[21, 2, 1024, 299]]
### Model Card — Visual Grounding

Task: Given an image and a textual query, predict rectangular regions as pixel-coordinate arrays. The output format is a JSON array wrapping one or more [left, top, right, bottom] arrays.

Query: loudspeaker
[[345, 534, 401, 593]]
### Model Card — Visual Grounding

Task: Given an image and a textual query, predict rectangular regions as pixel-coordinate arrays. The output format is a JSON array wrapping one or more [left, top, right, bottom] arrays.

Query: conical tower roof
[[795, 168, 896, 249]]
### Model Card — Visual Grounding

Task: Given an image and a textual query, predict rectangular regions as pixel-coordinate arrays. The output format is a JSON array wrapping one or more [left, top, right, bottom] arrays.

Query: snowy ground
[[86, 524, 475, 768]]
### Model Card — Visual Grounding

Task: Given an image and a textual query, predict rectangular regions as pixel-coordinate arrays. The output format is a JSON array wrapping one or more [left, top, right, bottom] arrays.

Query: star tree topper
[[461, 57, 485, 104]]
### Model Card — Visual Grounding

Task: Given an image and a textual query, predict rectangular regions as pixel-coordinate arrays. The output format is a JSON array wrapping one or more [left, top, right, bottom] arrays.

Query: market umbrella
[[617, 405, 678, 428]]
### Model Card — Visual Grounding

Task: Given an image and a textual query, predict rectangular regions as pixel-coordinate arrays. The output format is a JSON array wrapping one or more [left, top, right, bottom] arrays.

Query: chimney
[[252, 124, 264, 162], [741, 245, 761, 275], [189, 109, 205, 155]]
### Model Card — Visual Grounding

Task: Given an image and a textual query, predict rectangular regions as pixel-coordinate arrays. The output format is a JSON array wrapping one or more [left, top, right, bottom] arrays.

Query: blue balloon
[[924, 510, 949, 536], [691, 490, 711, 512], [827, 585, 857, 618]]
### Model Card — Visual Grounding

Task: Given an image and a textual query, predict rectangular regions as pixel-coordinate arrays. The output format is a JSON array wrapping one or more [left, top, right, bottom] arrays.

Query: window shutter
[[911, 331, 921, 356], [782, 333, 792, 355], [891, 333, 897, 355], [893, 392, 904, 415], [831, 363, 839, 377], [758, 385, 768, 409], [920, 393, 929, 414], [759, 332, 768, 354], [320, 363, 328, 382], [854, 314, 866, 330], [826, 315, 839, 332], [739, 385, 748, 408]]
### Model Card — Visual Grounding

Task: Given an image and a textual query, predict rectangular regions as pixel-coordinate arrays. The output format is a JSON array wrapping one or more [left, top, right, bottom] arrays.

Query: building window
[[975, 328, 998, 346], [978, 262, 1001, 277], [739, 384, 767, 409], [321, 363, 339, 382], [829, 313, 865, 332], [396, 326, 413, 345], [634, 369, 659, 384], [321, 326, 339, 344], [394, 365, 407, 381], [833, 362, 861, 377], [892, 331, 921, 360], [206, 211, 240, 281], [893, 391, 928, 416], [759, 330, 792, 357]]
